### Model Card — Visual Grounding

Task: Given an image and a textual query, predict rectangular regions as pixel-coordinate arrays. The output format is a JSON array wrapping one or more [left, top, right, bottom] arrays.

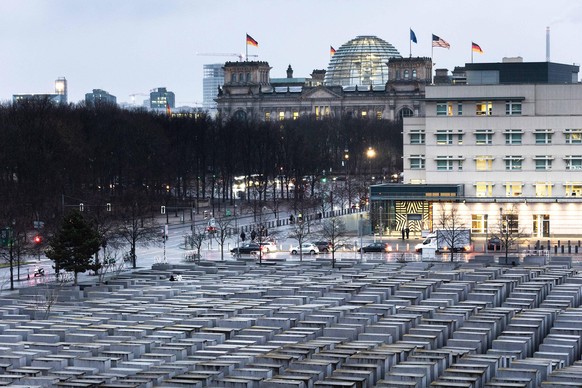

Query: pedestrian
[[251, 229, 257, 241], [405, 227, 410, 239], [240, 231, 246, 242], [289, 214, 295, 224], [401, 228, 405, 240]]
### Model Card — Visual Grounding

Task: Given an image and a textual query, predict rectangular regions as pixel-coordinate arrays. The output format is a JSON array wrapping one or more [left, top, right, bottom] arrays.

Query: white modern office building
[[372, 60, 582, 239]]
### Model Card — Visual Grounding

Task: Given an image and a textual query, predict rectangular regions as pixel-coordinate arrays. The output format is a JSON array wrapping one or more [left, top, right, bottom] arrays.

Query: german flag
[[246, 34, 258, 47], [330, 46, 336, 56], [472, 42, 483, 54]]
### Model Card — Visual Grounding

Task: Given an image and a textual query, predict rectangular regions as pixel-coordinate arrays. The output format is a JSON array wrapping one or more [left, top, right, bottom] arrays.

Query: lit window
[[565, 183, 582, 197], [565, 129, 582, 144], [436, 130, 453, 145], [293, 111, 299, 120], [471, 214, 489, 234], [505, 101, 522, 115], [278, 112, 285, 121], [376, 111, 383, 120], [410, 132, 425, 144], [535, 182, 552, 197], [505, 182, 523, 197], [505, 130, 523, 145], [361, 111, 367, 118], [475, 156, 493, 171], [476, 102, 492, 116], [504, 156, 523, 171], [265, 112, 271, 121], [475, 182, 494, 197]]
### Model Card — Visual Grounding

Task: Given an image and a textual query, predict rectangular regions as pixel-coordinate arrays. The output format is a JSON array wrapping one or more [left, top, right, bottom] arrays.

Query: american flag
[[432, 34, 450, 49]]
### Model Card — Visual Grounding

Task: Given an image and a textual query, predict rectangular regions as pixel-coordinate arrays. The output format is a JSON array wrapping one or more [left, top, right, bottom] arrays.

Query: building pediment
[[303, 86, 343, 99]]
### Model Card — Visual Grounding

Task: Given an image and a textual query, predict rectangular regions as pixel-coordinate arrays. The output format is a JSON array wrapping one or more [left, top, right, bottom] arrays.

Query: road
[[1, 212, 576, 292]]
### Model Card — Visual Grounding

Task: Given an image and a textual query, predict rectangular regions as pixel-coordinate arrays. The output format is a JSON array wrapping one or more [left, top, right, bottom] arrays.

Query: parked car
[[358, 242, 389, 253], [312, 241, 333, 253], [487, 237, 502, 251], [231, 243, 261, 255], [290, 243, 319, 255], [260, 241, 278, 253]]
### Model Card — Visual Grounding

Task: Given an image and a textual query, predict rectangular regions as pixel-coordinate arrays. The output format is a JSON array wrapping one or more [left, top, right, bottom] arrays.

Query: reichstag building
[[216, 35, 433, 121]]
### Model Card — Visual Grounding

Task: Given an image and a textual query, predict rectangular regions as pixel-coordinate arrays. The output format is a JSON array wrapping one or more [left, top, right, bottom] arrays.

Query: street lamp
[[366, 147, 376, 180], [343, 149, 350, 209]]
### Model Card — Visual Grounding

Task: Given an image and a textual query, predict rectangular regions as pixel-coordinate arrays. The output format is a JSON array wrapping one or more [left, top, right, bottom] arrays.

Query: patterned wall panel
[[395, 201, 431, 233]]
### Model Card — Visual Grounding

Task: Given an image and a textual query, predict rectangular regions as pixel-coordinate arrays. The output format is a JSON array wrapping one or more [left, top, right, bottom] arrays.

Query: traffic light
[[33, 235, 42, 245]]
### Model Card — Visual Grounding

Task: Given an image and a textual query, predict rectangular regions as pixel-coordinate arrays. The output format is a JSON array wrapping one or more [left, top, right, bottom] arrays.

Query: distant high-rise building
[[85, 89, 117, 106], [54, 77, 67, 103], [13, 76, 68, 105], [150, 87, 175, 110], [203, 64, 224, 115]]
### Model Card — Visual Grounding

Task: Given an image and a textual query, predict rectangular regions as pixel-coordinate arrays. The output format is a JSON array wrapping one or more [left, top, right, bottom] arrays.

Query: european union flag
[[410, 29, 417, 44]]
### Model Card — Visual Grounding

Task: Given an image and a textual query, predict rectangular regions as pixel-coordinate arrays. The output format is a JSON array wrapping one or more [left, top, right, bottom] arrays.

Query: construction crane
[[129, 93, 148, 105], [196, 53, 258, 61], [177, 101, 203, 107]]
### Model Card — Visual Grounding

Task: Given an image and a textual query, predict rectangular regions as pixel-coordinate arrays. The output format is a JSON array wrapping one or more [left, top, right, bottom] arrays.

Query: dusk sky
[[2, 0, 581, 106]]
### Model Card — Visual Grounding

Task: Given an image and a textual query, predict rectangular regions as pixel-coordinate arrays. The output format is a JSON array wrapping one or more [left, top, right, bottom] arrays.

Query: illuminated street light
[[366, 147, 376, 179]]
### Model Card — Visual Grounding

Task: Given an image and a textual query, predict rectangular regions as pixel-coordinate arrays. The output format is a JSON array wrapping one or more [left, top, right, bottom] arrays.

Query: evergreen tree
[[45, 211, 101, 285]]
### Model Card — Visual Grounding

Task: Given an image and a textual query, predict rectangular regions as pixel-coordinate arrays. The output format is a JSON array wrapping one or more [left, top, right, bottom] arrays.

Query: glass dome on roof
[[324, 35, 401, 87]]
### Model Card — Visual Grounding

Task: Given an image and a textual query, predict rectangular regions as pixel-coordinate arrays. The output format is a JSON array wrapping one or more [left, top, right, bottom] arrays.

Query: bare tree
[[112, 201, 161, 269], [319, 217, 348, 268], [187, 225, 207, 264], [213, 215, 236, 261], [30, 273, 73, 320], [96, 249, 127, 284], [435, 204, 469, 262], [250, 205, 277, 264], [287, 216, 313, 262], [496, 205, 525, 265]]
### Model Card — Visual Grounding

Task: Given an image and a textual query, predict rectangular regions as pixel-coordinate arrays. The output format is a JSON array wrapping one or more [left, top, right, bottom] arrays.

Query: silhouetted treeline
[[0, 98, 402, 229]]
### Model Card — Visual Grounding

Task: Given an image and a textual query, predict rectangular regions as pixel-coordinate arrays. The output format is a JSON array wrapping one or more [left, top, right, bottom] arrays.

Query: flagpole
[[471, 44, 474, 64], [245, 34, 248, 61], [431, 42, 434, 85]]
